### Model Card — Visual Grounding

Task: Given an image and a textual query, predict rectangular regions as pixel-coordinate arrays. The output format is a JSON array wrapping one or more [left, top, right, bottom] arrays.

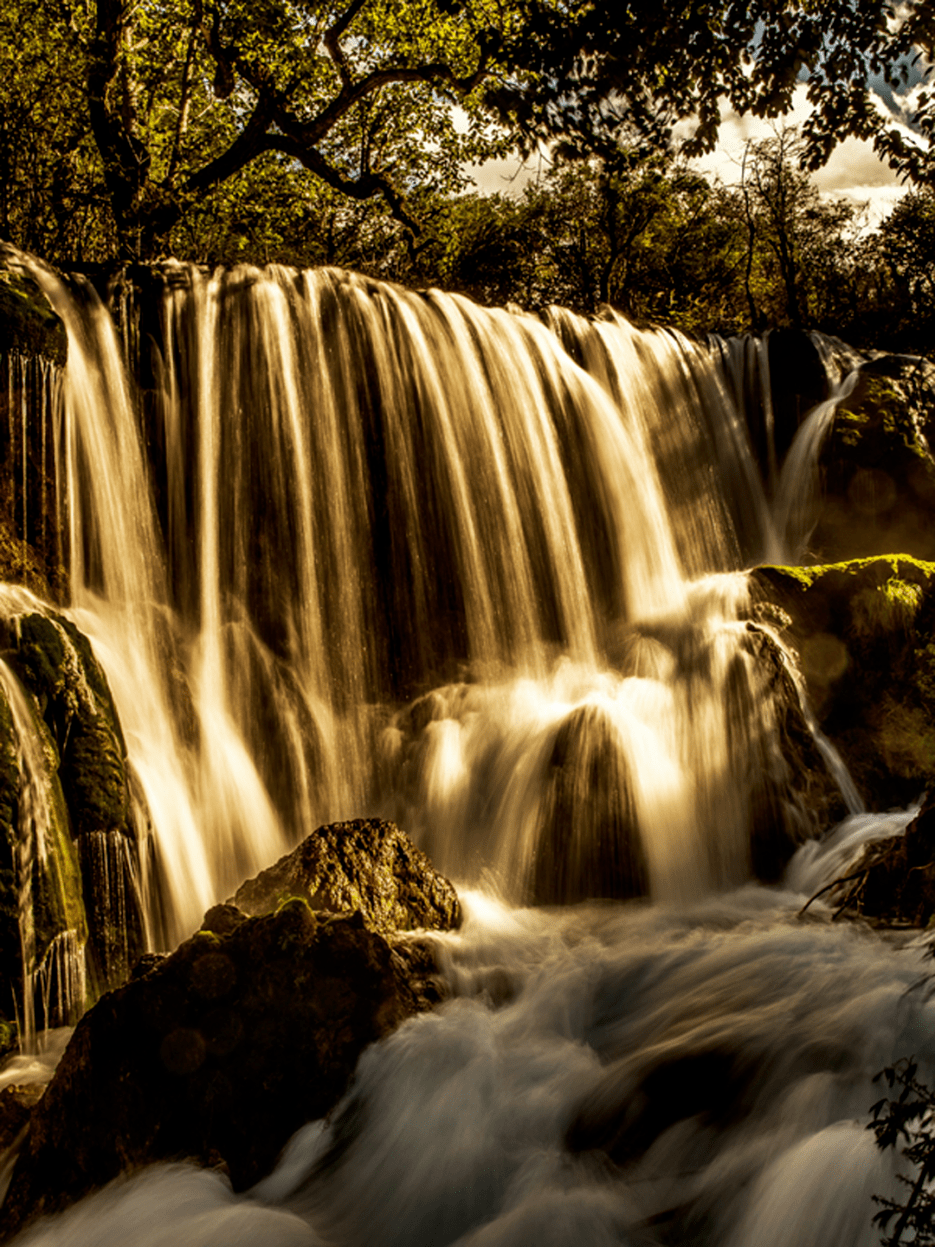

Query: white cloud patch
[[687, 84, 911, 228]]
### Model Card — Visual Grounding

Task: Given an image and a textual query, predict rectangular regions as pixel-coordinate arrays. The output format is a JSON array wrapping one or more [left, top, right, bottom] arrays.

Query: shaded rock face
[[0, 1086, 43, 1157], [817, 796, 935, 925], [733, 620, 849, 881], [534, 702, 647, 905], [768, 329, 831, 467], [0, 901, 422, 1239], [814, 357, 935, 562], [828, 796, 935, 924], [231, 818, 461, 937], [752, 557, 935, 810], [0, 602, 145, 1046]]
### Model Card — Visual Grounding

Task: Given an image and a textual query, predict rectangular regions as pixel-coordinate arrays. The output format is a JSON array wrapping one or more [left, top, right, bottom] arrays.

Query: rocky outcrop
[[0, 275, 65, 364], [752, 556, 935, 810], [0, 900, 428, 1239], [814, 357, 935, 563], [814, 797, 935, 926], [0, 1086, 43, 1156], [231, 817, 461, 937], [0, 600, 145, 1049]]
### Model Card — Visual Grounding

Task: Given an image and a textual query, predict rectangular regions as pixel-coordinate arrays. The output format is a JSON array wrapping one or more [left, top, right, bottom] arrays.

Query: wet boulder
[[231, 817, 461, 937], [0, 604, 146, 995], [0, 1085, 43, 1155], [534, 703, 647, 905], [814, 357, 935, 562], [0, 655, 87, 1048], [820, 796, 935, 925], [0, 599, 147, 1050], [731, 620, 849, 880], [752, 556, 935, 810], [0, 900, 424, 1238]]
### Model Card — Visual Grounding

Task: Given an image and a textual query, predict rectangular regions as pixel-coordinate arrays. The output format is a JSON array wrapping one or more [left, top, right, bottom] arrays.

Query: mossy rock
[[0, 605, 144, 997], [0, 669, 88, 1033], [0, 518, 60, 604], [231, 818, 461, 937], [752, 556, 935, 809], [814, 359, 935, 562], [4, 611, 130, 839], [0, 276, 65, 365]]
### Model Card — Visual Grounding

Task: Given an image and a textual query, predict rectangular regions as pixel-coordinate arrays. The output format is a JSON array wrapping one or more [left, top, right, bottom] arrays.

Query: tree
[[0, 0, 115, 260], [737, 128, 862, 330], [8, 0, 935, 265], [488, 0, 934, 190], [29, 0, 524, 259]]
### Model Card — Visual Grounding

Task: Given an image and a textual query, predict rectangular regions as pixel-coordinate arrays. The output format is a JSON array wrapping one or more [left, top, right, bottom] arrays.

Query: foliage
[[3, 0, 527, 258], [4, 0, 935, 264], [0, 0, 115, 260], [870, 1058, 935, 1245], [489, 0, 934, 189]]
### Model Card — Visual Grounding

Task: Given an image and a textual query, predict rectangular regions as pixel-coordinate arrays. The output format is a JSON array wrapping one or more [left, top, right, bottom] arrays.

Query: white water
[[11, 879, 932, 1247], [0, 257, 923, 1245], [4, 259, 843, 942]]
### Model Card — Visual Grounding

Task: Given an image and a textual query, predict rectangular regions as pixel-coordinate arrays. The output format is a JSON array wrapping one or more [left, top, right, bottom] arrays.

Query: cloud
[[467, 154, 543, 196], [686, 84, 911, 228]]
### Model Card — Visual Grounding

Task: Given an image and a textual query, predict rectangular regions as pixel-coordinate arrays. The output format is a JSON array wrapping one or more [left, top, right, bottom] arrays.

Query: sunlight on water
[[4, 255, 847, 940]]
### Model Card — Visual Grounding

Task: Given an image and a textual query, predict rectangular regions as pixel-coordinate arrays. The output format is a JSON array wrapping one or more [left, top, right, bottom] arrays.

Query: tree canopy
[[3, 0, 933, 260]]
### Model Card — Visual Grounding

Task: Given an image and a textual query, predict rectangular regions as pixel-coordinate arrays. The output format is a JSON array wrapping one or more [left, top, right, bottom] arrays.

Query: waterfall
[[27, 246, 935, 1238], [2, 254, 929, 1247], [1, 256, 853, 946]]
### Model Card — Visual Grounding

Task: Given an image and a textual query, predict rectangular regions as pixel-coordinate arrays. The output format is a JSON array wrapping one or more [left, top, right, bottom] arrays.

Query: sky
[[468, 83, 914, 231]]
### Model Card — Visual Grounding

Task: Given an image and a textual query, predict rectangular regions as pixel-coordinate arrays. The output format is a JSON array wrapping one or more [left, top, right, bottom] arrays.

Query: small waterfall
[[0, 658, 86, 1047], [773, 370, 860, 561]]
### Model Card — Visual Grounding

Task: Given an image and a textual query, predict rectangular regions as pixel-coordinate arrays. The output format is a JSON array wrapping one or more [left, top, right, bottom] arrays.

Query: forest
[[3, 0, 935, 349]]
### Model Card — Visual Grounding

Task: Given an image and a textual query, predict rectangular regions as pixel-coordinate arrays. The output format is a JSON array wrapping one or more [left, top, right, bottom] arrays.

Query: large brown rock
[[0, 900, 423, 1240], [231, 817, 461, 936]]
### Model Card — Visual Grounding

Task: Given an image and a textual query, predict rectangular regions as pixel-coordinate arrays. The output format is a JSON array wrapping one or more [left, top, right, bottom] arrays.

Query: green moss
[[852, 577, 925, 635], [878, 698, 935, 781], [0, 275, 65, 363], [836, 406, 869, 448], [759, 555, 935, 590], [275, 895, 315, 917]]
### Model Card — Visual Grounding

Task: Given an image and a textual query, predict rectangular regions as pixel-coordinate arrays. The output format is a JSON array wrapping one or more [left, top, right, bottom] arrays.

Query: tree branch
[[323, 0, 370, 86]]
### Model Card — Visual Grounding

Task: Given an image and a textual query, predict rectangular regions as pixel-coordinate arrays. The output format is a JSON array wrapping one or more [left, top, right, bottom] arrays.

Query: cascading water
[[0, 255, 927, 1247], [15, 257, 820, 938]]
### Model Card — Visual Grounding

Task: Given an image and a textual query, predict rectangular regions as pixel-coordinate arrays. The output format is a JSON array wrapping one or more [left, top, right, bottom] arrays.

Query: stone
[[0, 605, 146, 992], [752, 556, 935, 810], [230, 818, 461, 937], [0, 1086, 43, 1156], [0, 901, 424, 1238], [819, 796, 935, 926], [814, 357, 935, 562]]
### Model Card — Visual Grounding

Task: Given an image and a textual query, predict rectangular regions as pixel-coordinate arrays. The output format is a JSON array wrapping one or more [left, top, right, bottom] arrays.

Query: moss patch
[[751, 555, 935, 809]]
